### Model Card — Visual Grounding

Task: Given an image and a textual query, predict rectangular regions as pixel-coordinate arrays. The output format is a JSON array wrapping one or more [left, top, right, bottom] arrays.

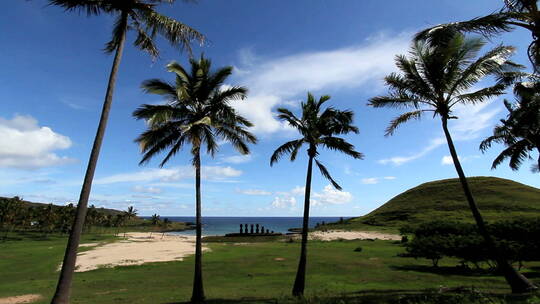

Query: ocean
[[156, 217, 348, 236]]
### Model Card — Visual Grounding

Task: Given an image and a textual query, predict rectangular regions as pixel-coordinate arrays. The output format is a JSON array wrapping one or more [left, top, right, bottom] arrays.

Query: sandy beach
[[70, 230, 398, 272], [73, 232, 208, 272], [309, 230, 401, 241]]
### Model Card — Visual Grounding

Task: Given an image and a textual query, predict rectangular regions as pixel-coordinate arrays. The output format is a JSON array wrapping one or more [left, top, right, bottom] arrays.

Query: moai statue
[[240, 224, 243, 234], [266, 229, 269, 234], [256, 224, 260, 234], [250, 224, 254, 234], [245, 224, 248, 234], [260, 226, 265, 234], [271, 230, 274, 234]]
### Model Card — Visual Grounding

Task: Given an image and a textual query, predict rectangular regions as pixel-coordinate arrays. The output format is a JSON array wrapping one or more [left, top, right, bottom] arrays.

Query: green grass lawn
[[1, 233, 539, 304]]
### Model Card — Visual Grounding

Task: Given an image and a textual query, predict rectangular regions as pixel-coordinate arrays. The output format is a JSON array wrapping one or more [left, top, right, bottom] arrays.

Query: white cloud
[[269, 184, 350, 209], [312, 184, 352, 205], [378, 92, 502, 166], [271, 196, 296, 209], [441, 154, 480, 166], [379, 137, 445, 166], [0, 115, 75, 169], [441, 155, 455, 165], [231, 32, 411, 134], [361, 176, 395, 184], [132, 185, 162, 194], [290, 186, 306, 196], [361, 178, 379, 185], [222, 154, 252, 164], [95, 166, 242, 184], [237, 189, 272, 196], [451, 101, 501, 141]]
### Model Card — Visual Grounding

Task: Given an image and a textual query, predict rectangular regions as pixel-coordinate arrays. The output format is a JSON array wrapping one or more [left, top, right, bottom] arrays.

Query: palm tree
[[133, 55, 256, 302], [270, 92, 363, 297], [0, 197, 21, 241], [369, 32, 537, 293], [151, 213, 161, 226], [124, 206, 138, 222], [122, 206, 138, 237], [47, 1, 204, 303], [415, 0, 540, 70], [481, 81, 540, 171]]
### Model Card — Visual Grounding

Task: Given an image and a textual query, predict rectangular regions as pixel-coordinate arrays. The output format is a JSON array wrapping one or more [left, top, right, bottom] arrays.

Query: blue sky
[[0, 0, 537, 216]]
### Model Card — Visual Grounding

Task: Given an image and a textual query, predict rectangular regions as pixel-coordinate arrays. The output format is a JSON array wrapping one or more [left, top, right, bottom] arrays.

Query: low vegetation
[[1, 233, 539, 304], [400, 219, 540, 269], [0, 196, 191, 241]]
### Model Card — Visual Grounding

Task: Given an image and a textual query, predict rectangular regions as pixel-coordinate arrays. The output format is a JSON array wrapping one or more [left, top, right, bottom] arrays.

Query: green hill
[[331, 177, 540, 231], [0, 196, 123, 216]]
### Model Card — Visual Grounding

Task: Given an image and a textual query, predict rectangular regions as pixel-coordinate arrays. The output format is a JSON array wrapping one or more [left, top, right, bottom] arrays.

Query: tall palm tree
[[133, 55, 256, 303], [480, 81, 540, 171], [270, 93, 363, 297], [46, 1, 204, 302], [415, 0, 540, 70], [369, 32, 537, 293]]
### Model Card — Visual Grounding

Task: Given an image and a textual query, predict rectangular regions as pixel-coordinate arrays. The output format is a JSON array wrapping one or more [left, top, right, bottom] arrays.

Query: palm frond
[[131, 15, 160, 59], [276, 108, 303, 130], [320, 137, 363, 159], [314, 159, 342, 190], [104, 13, 128, 54], [453, 83, 507, 106], [415, 13, 516, 42], [158, 133, 188, 167], [48, 0, 107, 16], [141, 79, 178, 101], [138, 9, 205, 56], [385, 110, 425, 136], [270, 139, 304, 166]]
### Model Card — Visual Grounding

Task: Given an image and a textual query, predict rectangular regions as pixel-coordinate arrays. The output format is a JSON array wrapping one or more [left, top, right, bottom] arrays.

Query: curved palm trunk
[[191, 149, 205, 303], [51, 13, 128, 304], [292, 149, 315, 297], [441, 118, 537, 293]]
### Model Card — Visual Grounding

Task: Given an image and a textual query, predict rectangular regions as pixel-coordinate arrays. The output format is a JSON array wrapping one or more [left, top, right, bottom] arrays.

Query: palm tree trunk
[[191, 149, 205, 303], [51, 12, 128, 304], [292, 148, 315, 297], [441, 118, 537, 293]]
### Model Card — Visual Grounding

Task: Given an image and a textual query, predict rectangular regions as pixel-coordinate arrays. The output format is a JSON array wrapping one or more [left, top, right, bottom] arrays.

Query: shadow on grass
[[522, 270, 540, 279], [166, 298, 277, 304], [390, 264, 497, 277], [165, 289, 540, 304]]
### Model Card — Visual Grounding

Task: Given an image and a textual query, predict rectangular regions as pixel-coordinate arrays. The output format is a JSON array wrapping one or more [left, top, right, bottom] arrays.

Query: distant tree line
[[400, 219, 540, 269], [0, 196, 164, 240]]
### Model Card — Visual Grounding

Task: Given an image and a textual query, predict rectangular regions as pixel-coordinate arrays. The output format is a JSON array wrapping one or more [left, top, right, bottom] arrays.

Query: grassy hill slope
[[329, 177, 540, 231], [0, 196, 123, 216]]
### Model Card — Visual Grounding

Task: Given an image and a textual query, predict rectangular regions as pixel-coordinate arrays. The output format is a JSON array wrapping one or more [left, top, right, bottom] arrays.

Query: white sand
[[309, 230, 401, 241], [73, 232, 208, 272], [0, 294, 42, 304]]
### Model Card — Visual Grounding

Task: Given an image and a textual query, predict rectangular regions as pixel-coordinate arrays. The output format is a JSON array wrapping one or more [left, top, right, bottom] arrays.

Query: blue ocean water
[[156, 217, 348, 236]]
